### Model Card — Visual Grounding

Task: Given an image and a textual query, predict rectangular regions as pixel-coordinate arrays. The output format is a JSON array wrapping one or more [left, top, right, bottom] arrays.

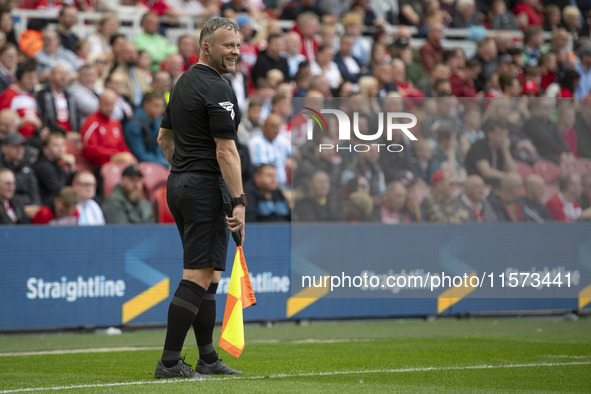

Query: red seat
[[65, 138, 94, 173], [100, 162, 126, 198], [533, 159, 562, 184], [138, 162, 169, 202], [515, 160, 534, 180], [542, 184, 559, 204], [154, 187, 175, 223]]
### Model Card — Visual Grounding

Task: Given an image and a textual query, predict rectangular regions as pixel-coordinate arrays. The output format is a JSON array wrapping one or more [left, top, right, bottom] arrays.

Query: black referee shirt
[[161, 63, 241, 174]]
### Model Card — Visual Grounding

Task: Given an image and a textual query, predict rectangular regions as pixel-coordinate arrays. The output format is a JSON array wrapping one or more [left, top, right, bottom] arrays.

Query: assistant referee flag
[[219, 246, 256, 357]]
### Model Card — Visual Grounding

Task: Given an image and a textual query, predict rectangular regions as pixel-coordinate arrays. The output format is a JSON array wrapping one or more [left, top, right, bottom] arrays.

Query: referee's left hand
[[226, 205, 246, 245]]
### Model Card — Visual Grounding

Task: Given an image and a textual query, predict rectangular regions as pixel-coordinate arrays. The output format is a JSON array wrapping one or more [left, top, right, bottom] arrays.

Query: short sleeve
[[205, 80, 238, 140], [160, 101, 172, 129]]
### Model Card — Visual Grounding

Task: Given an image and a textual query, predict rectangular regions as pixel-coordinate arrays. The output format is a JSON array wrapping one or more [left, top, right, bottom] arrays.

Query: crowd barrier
[[0, 223, 589, 332]]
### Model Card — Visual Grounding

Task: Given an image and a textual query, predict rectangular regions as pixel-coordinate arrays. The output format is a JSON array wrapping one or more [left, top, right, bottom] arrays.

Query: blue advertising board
[[0, 224, 589, 331]]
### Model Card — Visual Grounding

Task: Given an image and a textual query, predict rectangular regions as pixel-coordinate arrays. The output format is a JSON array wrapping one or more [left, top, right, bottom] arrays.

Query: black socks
[[193, 282, 219, 364], [161, 280, 206, 367]]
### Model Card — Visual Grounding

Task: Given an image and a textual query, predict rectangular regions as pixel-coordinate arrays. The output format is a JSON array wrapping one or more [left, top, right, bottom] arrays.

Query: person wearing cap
[[101, 164, 154, 224], [155, 18, 244, 379], [0, 167, 28, 224], [31, 186, 79, 225], [421, 169, 469, 223], [0, 132, 41, 218]]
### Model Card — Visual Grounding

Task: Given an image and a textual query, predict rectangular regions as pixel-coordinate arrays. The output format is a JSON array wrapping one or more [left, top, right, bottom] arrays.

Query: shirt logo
[[219, 101, 235, 120]]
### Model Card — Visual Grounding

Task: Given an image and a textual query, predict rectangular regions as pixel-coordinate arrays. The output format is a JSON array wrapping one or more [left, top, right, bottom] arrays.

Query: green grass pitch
[[0, 317, 590, 393]]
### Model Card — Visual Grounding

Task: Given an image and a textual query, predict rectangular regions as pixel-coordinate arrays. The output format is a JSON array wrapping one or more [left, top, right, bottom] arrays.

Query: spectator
[[108, 33, 130, 74], [420, 96, 462, 142], [102, 164, 154, 224], [72, 170, 105, 225], [465, 119, 517, 187], [238, 97, 262, 145], [33, 132, 75, 205], [0, 167, 28, 224], [381, 181, 417, 224], [562, 5, 584, 41], [221, 0, 250, 18], [521, 26, 544, 67], [285, 31, 307, 80], [460, 103, 485, 156], [36, 65, 80, 135], [421, 169, 469, 223], [103, 73, 135, 126], [378, 99, 415, 183], [514, 0, 544, 29], [419, 22, 445, 73], [31, 186, 79, 225], [151, 70, 172, 102], [412, 139, 437, 185], [450, 57, 481, 97], [342, 12, 371, 67], [133, 12, 177, 72], [520, 173, 552, 222], [292, 12, 320, 62], [475, 38, 498, 92], [34, 28, 79, 81], [310, 44, 342, 90], [542, 3, 561, 32], [294, 170, 340, 221], [176, 34, 198, 71], [56, 5, 80, 52], [574, 95, 591, 159], [0, 10, 17, 47], [244, 164, 290, 222], [0, 133, 41, 216], [248, 113, 291, 187], [0, 43, 18, 93], [342, 190, 374, 222], [416, 63, 451, 97], [295, 135, 341, 190], [252, 33, 289, 84], [457, 174, 497, 222], [546, 174, 588, 222], [111, 42, 150, 108], [0, 59, 42, 138], [522, 98, 575, 164], [556, 100, 579, 158], [81, 89, 136, 167], [491, 0, 519, 30], [487, 172, 525, 222], [431, 125, 467, 184], [123, 91, 168, 167], [575, 46, 591, 99], [334, 34, 364, 84], [236, 15, 256, 78], [86, 13, 119, 58], [68, 64, 99, 125], [581, 172, 591, 210], [341, 146, 386, 198], [0, 109, 18, 143], [162, 54, 184, 85], [451, 0, 481, 28]]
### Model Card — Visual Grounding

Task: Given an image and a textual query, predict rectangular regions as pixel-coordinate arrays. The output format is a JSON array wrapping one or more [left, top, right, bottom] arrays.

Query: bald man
[[457, 175, 497, 222], [36, 64, 80, 134], [248, 113, 291, 186], [81, 89, 136, 167], [519, 174, 552, 223], [487, 172, 525, 222]]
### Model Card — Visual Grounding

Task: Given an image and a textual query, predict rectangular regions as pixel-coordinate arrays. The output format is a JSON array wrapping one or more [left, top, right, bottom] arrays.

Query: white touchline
[[0, 362, 589, 393], [0, 339, 373, 357]]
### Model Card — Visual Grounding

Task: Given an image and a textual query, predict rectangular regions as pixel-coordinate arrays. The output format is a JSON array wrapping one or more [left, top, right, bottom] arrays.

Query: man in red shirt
[[419, 22, 445, 73], [546, 173, 589, 222], [0, 59, 43, 138], [81, 89, 136, 167], [32, 186, 79, 225]]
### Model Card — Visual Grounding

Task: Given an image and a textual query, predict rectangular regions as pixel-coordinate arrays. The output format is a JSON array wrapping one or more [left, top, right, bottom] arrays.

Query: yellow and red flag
[[219, 246, 256, 357]]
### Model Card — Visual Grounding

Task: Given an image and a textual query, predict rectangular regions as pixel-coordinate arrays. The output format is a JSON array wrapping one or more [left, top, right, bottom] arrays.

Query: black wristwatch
[[231, 193, 247, 207]]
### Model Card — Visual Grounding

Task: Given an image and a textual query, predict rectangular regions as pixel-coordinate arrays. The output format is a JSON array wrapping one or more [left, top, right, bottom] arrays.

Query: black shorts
[[166, 172, 230, 270]]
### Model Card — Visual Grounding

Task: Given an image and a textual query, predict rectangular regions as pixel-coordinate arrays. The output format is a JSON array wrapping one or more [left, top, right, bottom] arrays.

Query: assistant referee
[[155, 17, 246, 379]]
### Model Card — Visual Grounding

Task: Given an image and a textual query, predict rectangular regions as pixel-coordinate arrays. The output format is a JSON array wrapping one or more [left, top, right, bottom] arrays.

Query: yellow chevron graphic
[[437, 272, 478, 314], [286, 276, 330, 318], [122, 278, 169, 323], [578, 283, 591, 310]]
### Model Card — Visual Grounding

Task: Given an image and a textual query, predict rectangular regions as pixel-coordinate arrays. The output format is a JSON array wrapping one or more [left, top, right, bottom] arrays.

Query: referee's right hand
[[226, 205, 245, 245]]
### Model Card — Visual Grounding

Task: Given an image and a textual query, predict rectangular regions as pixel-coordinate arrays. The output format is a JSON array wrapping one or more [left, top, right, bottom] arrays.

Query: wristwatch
[[231, 193, 247, 207]]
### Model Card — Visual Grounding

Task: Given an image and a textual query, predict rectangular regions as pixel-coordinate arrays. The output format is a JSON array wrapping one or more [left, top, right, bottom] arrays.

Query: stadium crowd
[[0, 0, 591, 225]]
